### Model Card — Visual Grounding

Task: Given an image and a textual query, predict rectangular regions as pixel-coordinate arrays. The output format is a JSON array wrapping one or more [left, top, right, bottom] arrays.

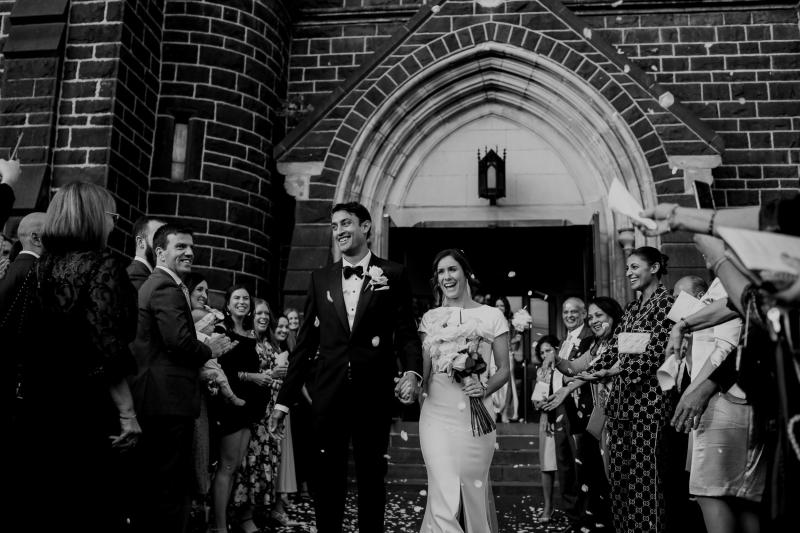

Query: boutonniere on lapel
[[365, 265, 390, 291]]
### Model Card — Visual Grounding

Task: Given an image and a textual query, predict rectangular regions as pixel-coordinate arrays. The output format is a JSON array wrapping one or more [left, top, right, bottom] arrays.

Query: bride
[[417, 249, 510, 533]]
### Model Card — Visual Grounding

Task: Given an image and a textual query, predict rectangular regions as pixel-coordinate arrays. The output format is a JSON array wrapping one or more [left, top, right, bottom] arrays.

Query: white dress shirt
[[18, 250, 40, 259], [342, 252, 371, 329], [552, 324, 585, 394]]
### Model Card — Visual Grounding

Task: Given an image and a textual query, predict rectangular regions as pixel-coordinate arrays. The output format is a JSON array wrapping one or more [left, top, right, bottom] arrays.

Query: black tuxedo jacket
[[126, 259, 151, 291], [130, 268, 211, 417], [277, 254, 422, 417]]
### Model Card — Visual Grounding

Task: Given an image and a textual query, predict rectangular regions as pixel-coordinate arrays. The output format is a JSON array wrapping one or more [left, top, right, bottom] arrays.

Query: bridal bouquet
[[424, 308, 496, 437]]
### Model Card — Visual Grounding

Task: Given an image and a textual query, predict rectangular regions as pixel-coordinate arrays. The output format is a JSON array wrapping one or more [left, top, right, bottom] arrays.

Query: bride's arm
[[483, 332, 510, 397], [419, 332, 431, 405]]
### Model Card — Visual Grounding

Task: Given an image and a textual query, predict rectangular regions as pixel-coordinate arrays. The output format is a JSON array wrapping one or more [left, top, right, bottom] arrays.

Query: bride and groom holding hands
[[268, 201, 510, 533]]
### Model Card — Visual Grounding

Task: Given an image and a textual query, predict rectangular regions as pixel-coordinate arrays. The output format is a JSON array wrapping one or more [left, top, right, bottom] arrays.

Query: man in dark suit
[[548, 297, 597, 532], [269, 202, 423, 533], [1, 212, 45, 425], [127, 215, 165, 291], [130, 223, 233, 533]]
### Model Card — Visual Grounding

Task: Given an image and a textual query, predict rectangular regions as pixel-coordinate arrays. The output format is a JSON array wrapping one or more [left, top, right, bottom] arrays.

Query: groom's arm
[[275, 272, 321, 412], [393, 265, 423, 378]]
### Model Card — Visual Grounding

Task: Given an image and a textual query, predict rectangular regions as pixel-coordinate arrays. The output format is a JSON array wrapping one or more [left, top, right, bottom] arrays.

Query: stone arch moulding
[[277, 13, 724, 306], [336, 42, 658, 300]]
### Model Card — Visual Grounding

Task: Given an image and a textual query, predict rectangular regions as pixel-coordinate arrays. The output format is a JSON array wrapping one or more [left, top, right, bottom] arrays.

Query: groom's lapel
[[329, 262, 350, 335], [351, 254, 378, 336]]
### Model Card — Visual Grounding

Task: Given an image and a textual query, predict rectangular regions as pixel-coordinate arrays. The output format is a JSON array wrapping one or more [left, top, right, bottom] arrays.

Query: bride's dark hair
[[430, 248, 481, 306]]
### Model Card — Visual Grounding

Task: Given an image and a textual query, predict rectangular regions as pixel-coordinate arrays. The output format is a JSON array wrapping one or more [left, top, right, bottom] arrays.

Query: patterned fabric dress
[[588, 284, 675, 533], [231, 338, 282, 511]]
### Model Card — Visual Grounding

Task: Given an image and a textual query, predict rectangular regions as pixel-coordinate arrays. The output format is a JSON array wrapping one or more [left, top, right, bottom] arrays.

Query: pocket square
[[326, 290, 334, 302], [374, 286, 390, 291]]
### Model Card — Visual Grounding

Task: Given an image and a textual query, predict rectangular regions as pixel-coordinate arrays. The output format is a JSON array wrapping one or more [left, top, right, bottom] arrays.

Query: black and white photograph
[[1, 1, 799, 532]]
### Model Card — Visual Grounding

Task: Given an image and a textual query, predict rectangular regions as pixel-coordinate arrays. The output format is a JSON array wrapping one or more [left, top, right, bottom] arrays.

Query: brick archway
[[278, 4, 723, 308]]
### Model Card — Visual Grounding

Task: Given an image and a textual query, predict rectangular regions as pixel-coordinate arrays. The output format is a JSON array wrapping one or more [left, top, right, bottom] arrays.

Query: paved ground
[[234, 488, 589, 533]]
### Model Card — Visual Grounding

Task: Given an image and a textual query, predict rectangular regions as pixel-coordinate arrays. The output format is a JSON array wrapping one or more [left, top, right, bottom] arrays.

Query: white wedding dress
[[418, 305, 508, 533]]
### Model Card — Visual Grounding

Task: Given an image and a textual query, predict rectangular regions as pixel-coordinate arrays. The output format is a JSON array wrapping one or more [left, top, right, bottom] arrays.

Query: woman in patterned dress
[[231, 298, 284, 533], [579, 246, 676, 533]]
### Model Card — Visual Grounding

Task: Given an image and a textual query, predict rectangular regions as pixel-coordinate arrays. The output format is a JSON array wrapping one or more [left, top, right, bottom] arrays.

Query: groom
[[269, 201, 423, 533]]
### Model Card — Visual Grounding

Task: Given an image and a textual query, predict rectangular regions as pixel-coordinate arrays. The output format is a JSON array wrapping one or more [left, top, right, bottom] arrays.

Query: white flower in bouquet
[[512, 308, 533, 332]]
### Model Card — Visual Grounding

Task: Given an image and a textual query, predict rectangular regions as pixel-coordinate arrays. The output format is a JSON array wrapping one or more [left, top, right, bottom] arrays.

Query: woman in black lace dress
[[10, 181, 141, 532]]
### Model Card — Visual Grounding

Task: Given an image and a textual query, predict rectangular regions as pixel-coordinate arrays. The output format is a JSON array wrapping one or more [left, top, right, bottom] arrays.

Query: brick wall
[[151, 0, 291, 300], [289, 1, 800, 207]]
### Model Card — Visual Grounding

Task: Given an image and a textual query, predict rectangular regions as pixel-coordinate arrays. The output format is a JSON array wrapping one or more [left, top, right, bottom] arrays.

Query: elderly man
[[1, 212, 46, 426]]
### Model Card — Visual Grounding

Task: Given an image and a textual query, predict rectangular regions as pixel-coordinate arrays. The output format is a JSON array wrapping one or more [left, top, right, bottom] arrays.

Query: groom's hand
[[394, 372, 420, 404], [268, 409, 286, 440]]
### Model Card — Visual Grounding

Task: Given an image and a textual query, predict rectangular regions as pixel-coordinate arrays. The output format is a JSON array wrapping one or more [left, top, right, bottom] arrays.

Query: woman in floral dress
[[231, 298, 284, 533]]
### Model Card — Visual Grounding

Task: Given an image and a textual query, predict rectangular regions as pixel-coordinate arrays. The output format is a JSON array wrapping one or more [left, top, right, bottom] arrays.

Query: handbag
[[586, 404, 606, 440]]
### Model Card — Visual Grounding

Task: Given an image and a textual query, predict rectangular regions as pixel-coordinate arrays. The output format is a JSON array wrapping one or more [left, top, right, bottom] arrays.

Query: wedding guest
[[209, 285, 264, 533], [11, 182, 141, 532], [580, 246, 676, 533], [127, 215, 165, 291], [0, 212, 45, 423], [531, 335, 560, 523], [272, 314, 300, 525], [490, 295, 513, 423], [544, 296, 622, 525], [285, 307, 301, 333], [230, 298, 288, 533], [130, 223, 234, 533]]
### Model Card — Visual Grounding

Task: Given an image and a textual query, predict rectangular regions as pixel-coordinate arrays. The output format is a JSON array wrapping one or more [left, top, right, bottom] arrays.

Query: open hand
[[637, 204, 678, 236], [671, 380, 716, 433], [542, 387, 569, 411], [206, 333, 237, 358]]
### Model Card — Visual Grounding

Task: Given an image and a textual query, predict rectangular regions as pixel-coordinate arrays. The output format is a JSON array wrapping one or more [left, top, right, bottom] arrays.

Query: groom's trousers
[[310, 383, 393, 533]]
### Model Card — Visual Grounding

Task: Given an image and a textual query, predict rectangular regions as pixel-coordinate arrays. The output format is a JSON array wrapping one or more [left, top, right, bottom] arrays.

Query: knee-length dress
[[588, 285, 675, 533], [418, 305, 508, 533]]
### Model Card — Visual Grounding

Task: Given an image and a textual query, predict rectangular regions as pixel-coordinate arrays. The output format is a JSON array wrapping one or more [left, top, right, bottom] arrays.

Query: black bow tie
[[343, 265, 364, 279]]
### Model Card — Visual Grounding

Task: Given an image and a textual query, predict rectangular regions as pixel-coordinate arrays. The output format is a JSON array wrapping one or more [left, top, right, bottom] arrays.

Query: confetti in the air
[[400, 430, 409, 441], [474, 480, 483, 488], [659, 91, 675, 109], [431, 5, 440, 13], [738, 97, 746, 104], [583, 28, 593, 39], [671, 167, 678, 175], [581, 484, 589, 492], [704, 42, 713, 49], [623, 64, 631, 73], [612, 0, 624, 7], [650, 65, 659, 71], [419, 489, 427, 496]]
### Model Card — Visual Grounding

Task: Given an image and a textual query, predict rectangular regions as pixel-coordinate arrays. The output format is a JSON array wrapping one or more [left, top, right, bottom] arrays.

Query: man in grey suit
[[130, 223, 234, 533], [127, 215, 165, 291]]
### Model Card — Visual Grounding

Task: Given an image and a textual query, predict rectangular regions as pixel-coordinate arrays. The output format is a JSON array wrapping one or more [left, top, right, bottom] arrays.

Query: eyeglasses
[[105, 211, 120, 223]]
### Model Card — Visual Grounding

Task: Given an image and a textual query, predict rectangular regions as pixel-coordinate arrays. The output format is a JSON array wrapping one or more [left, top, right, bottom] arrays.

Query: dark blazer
[[0, 183, 13, 229], [130, 267, 211, 417], [126, 258, 151, 291], [0, 252, 37, 315], [277, 254, 422, 416]]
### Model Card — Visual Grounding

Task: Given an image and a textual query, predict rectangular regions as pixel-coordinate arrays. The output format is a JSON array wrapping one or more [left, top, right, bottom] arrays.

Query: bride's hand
[[462, 377, 486, 398]]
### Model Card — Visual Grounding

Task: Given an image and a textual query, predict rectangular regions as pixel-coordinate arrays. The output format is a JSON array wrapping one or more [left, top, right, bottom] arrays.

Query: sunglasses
[[105, 211, 120, 223]]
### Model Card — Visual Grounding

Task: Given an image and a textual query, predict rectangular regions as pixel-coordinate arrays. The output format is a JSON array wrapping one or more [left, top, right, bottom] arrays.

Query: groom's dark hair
[[331, 201, 372, 238]]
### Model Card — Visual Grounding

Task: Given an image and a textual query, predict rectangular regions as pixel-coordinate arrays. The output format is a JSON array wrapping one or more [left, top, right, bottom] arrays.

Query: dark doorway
[[389, 225, 595, 323]]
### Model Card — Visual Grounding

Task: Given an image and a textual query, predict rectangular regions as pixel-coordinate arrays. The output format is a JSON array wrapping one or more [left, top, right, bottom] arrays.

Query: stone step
[[387, 447, 538, 465], [391, 421, 539, 436], [387, 463, 539, 482], [389, 433, 538, 450], [384, 478, 545, 496]]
